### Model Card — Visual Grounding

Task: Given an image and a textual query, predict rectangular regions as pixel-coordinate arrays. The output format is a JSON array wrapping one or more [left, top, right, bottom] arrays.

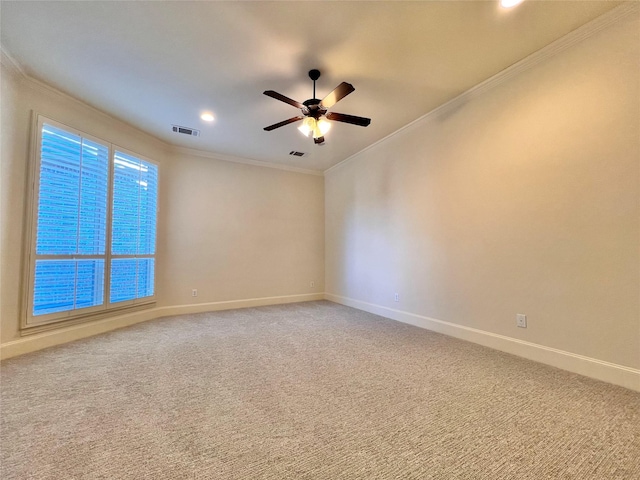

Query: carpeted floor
[[1, 300, 639, 479]]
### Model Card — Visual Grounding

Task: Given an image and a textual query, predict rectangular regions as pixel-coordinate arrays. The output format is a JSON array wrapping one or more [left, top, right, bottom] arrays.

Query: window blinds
[[34, 125, 108, 315], [111, 152, 158, 303], [31, 122, 157, 320]]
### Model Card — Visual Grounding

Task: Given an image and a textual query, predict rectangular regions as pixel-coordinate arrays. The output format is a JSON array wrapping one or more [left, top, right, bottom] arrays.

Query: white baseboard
[[325, 293, 640, 392], [0, 293, 324, 360], [154, 293, 324, 318], [4, 292, 637, 393]]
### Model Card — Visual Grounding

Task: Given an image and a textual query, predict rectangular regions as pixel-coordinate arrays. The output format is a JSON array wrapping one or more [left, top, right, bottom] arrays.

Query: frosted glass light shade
[[317, 118, 331, 135], [299, 116, 331, 139], [298, 117, 315, 136]]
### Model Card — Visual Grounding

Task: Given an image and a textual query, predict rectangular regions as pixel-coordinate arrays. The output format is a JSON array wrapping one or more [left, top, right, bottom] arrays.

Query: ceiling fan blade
[[320, 82, 355, 108], [326, 112, 371, 127], [263, 116, 305, 131], [314, 136, 325, 145], [263, 90, 305, 109]]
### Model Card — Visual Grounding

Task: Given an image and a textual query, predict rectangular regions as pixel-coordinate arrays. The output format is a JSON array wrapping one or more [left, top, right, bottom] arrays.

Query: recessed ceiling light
[[200, 113, 214, 122], [500, 0, 524, 8]]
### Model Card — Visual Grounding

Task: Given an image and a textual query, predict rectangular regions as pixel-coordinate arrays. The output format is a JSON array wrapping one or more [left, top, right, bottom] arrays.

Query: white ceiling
[[1, 1, 621, 172]]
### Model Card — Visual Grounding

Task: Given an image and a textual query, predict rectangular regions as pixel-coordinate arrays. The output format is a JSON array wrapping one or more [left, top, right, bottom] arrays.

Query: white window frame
[[21, 114, 158, 332]]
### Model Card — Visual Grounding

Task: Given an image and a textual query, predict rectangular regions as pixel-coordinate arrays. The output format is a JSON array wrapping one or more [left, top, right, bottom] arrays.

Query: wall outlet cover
[[517, 314, 527, 328]]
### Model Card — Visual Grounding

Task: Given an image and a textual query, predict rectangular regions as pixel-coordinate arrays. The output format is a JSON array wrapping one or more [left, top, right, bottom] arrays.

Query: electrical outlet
[[394, 293, 399, 302], [310, 281, 315, 288], [192, 289, 198, 297], [516, 314, 527, 328]]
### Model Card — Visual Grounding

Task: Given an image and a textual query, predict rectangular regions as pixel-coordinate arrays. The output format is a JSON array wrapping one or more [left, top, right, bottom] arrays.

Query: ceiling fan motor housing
[[302, 98, 326, 118]]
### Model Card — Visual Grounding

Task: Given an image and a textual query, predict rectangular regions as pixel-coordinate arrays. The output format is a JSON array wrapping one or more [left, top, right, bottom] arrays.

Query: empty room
[[1, 1, 638, 478]]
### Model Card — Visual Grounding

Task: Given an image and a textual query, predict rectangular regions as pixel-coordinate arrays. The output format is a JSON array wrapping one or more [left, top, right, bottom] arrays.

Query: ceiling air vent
[[289, 151, 306, 157], [172, 125, 200, 137]]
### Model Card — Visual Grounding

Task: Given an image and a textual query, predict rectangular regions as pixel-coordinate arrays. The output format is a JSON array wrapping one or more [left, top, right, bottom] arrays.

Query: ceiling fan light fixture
[[317, 117, 331, 136], [298, 117, 315, 137]]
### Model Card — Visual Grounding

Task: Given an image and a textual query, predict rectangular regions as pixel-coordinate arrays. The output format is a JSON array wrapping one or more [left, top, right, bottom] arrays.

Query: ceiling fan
[[263, 69, 371, 145]]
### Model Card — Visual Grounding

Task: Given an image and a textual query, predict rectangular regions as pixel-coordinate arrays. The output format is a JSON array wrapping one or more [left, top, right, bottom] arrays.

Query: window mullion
[[76, 138, 84, 256], [105, 144, 115, 307], [73, 138, 84, 311], [136, 160, 142, 297]]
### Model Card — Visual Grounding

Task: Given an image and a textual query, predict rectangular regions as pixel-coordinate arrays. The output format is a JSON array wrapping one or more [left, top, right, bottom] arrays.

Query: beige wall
[[1, 9, 637, 384], [158, 150, 324, 307], [325, 13, 640, 369], [0, 62, 324, 346], [0, 63, 169, 344], [0, 62, 27, 345]]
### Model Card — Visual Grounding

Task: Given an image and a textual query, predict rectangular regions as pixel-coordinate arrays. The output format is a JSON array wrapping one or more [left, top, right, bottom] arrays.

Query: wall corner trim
[[324, 2, 640, 176], [324, 293, 640, 393], [0, 293, 325, 360]]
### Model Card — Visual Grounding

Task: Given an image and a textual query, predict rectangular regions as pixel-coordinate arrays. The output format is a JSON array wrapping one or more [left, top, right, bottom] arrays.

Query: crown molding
[[4, 1, 637, 178], [324, 2, 640, 176], [25, 75, 171, 153], [0, 45, 27, 78], [1, 42, 323, 176], [1, 44, 171, 154], [170, 146, 324, 176]]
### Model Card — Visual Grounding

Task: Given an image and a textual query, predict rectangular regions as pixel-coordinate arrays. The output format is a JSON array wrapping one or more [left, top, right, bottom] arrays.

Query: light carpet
[[1, 301, 639, 479]]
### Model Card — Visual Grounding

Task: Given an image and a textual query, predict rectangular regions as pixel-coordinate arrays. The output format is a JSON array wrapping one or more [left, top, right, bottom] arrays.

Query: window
[[24, 116, 158, 328]]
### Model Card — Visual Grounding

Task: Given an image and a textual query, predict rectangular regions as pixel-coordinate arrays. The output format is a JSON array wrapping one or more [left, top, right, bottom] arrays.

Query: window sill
[[20, 301, 156, 336]]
